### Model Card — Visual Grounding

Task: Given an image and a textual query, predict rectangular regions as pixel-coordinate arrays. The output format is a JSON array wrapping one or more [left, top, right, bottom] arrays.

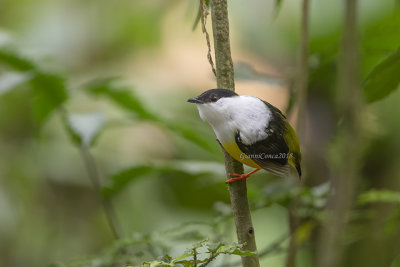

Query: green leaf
[[167, 122, 220, 155], [0, 49, 67, 125], [142, 260, 175, 266], [215, 242, 255, 256], [64, 112, 106, 148], [192, 5, 202, 31], [87, 78, 158, 121], [364, 49, 400, 103], [102, 166, 155, 197], [0, 71, 33, 95], [61, 112, 82, 146], [171, 252, 193, 263], [102, 160, 225, 197], [87, 78, 219, 154], [0, 48, 36, 71], [31, 73, 68, 125], [192, 0, 210, 31], [363, 9, 400, 53], [358, 189, 400, 205], [229, 248, 255, 257]]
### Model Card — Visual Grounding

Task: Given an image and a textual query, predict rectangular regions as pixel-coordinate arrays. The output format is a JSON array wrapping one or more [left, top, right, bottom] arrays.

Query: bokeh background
[[1, 0, 400, 266]]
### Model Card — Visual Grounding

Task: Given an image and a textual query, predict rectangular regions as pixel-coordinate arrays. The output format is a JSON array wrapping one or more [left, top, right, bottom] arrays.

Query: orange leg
[[226, 169, 261, 184]]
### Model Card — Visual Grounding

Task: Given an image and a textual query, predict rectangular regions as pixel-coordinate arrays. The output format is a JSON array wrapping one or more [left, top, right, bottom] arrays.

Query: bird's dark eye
[[210, 94, 218, 102]]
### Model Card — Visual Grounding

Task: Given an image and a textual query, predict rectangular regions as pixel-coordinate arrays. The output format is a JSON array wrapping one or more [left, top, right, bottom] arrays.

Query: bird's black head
[[187, 89, 238, 104]]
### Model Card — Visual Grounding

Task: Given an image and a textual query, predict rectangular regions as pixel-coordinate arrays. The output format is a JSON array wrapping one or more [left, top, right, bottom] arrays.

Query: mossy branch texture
[[209, 0, 260, 266]]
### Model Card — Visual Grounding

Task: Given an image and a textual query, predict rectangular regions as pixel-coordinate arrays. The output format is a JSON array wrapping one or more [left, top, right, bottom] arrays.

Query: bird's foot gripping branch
[[227, 169, 261, 184]]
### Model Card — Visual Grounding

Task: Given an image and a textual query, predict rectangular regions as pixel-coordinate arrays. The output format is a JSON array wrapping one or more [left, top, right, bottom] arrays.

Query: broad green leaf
[[102, 161, 225, 197], [358, 189, 400, 205], [215, 242, 255, 256], [171, 252, 193, 263], [163, 254, 173, 262], [65, 112, 105, 148], [229, 248, 255, 257], [0, 48, 36, 71], [363, 9, 400, 52], [31, 73, 68, 125], [0, 71, 33, 95], [87, 78, 219, 154], [0, 49, 67, 125], [167, 122, 220, 155], [87, 78, 158, 121], [364, 49, 400, 103], [102, 166, 155, 197]]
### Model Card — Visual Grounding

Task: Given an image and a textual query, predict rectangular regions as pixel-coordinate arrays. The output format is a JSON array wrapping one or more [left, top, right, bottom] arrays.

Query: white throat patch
[[196, 95, 272, 145]]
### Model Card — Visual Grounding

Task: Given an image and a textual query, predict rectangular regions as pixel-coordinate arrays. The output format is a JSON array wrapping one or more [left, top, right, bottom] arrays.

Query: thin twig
[[259, 234, 288, 258], [286, 1, 309, 266], [199, 248, 219, 267], [80, 148, 123, 239], [295, 0, 310, 130], [194, 248, 198, 267], [200, 0, 216, 76]]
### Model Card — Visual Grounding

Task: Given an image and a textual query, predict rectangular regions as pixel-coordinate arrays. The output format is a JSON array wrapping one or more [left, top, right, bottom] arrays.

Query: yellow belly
[[222, 141, 262, 169]]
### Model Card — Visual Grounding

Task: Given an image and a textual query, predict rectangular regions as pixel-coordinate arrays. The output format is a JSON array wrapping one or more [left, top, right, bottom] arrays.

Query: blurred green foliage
[[1, 0, 400, 267]]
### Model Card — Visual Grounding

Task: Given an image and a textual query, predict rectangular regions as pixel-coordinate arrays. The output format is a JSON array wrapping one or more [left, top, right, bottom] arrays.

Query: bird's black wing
[[235, 100, 293, 177], [235, 121, 290, 176]]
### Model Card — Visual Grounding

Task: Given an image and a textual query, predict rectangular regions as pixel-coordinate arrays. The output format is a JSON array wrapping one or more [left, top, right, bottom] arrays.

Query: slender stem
[[80, 148, 123, 239], [200, 0, 216, 76], [296, 0, 310, 130], [317, 0, 361, 266], [286, 1, 310, 266], [209, 0, 260, 266]]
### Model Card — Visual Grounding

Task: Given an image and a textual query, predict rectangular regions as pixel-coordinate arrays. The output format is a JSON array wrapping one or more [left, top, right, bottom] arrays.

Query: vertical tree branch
[[209, 0, 260, 266], [317, 0, 361, 266], [286, 1, 310, 266], [296, 0, 310, 130], [80, 148, 123, 239], [210, 0, 235, 90]]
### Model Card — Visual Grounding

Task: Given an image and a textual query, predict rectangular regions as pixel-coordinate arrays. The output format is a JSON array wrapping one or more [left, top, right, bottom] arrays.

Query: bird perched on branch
[[188, 89, 301, 183]]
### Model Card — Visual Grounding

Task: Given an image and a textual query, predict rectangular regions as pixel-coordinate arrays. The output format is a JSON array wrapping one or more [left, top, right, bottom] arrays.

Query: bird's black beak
[[187, 96, 203, 104]]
